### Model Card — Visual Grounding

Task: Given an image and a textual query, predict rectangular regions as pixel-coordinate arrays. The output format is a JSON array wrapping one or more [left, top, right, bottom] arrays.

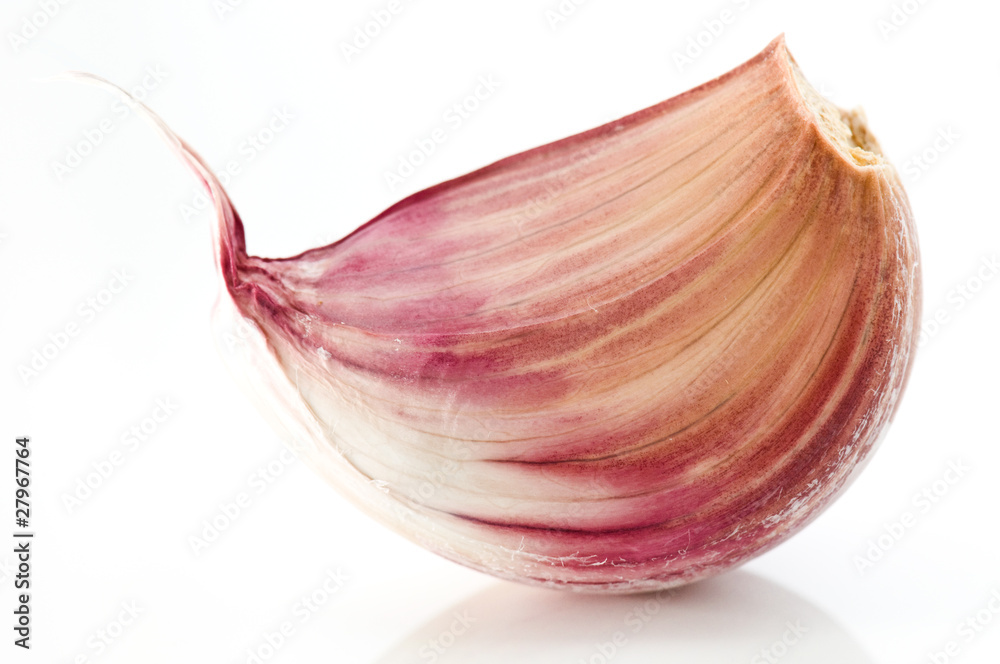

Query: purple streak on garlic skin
[[97, 35, 919, 591]]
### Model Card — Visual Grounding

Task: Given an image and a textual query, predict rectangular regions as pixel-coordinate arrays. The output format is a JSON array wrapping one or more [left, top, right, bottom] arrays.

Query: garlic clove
[[95, 35, 921, 592]]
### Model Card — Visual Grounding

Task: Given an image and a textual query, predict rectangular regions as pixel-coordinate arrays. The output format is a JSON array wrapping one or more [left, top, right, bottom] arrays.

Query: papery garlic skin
[[132, 35, 920, 592]]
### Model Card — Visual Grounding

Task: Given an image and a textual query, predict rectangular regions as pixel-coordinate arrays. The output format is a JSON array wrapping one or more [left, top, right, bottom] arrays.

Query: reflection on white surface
[[373, 571, 874, 663]]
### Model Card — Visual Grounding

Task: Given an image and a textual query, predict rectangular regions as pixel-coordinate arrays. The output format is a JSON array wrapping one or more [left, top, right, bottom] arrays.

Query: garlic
[[93, 35, 921, 592]]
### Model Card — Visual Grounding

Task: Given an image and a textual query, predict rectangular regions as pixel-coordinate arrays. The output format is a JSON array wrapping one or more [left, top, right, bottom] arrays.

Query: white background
[[2, 0, 998, 662]]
